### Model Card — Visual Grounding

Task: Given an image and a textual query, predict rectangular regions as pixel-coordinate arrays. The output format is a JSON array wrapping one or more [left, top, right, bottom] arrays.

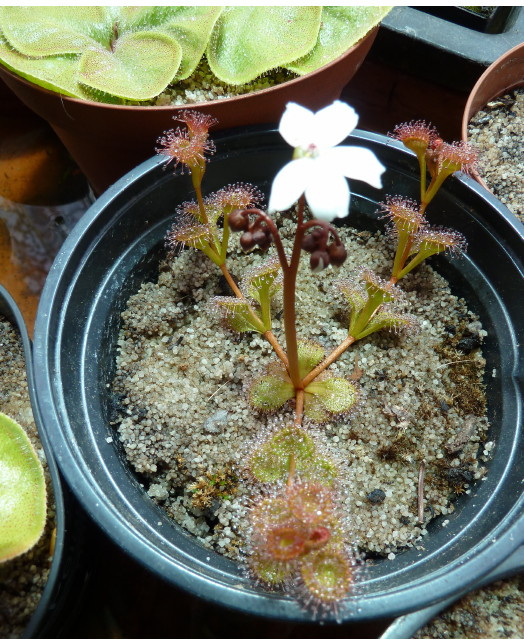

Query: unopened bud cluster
[[301, 226, 347, 273], [229, 208, 273, 251]]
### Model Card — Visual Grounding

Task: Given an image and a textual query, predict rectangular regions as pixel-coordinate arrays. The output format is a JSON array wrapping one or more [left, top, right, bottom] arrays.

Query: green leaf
[[212, 297, 266, 333], [79, 30, 182, 101], [304, 377, 359, 422], [355, 310, 418, 340], [0, 34, 86, 98], [0, 6, 111, 56], [249, 373, 295, 412], [206, 6, 322, 85], [297, 340, 325, 380], [0, 413, 47, 563], [286, 6, 392, 75], [161, 7, 224, 80], [243, 256, 282, 306], [248, 426, 338, 484]]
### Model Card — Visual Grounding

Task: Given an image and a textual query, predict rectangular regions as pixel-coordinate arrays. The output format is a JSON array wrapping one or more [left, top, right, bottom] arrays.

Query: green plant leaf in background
[[0, 412, 47, 563], [0, 6, 111, 55], [206, 6, 322, 85], [79, 30, 182, 101], [286, 6, 392, 75], [0, 6, 392, 102], [0, 32, 86, 98]]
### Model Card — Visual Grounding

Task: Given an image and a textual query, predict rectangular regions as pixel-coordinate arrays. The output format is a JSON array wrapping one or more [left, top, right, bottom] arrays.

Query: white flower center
[[293, 144, 320, 161]]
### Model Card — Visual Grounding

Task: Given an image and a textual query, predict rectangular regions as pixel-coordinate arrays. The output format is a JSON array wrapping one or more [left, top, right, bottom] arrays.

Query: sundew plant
[[156, 102, 477, 618]]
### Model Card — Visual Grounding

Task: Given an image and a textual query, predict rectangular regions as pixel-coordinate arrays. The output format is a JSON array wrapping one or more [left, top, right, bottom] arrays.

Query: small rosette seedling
[[246, 424, 338, 486], [246, 479, 354, 618], [0, 412, 47, 563], [249, 340, 359, 423]]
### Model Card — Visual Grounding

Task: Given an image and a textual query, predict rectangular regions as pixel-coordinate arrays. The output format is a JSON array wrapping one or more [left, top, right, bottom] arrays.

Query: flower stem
[[282, 196, 306, 389]]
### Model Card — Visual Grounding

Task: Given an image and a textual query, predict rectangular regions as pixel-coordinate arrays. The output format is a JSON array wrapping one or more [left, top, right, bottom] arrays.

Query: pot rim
[[32, 128, 524, 622]]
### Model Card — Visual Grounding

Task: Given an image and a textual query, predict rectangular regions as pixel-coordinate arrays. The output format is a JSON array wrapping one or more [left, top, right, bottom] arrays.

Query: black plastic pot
[[33, 127, 524, 623], [0, 286, 86, 638]]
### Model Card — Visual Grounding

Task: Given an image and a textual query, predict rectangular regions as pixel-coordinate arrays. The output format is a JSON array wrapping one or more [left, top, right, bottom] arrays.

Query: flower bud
[[328, 242, 347, 267], [229, 208, 249, 232], [253, 227, 273, 249], [240, 231, 256, 251], [301, 228, 324, 253], [310, 250, 330, 273]]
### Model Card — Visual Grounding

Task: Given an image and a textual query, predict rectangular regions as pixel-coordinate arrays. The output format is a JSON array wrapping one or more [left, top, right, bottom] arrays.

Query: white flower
[[268, 101, 386, 221]]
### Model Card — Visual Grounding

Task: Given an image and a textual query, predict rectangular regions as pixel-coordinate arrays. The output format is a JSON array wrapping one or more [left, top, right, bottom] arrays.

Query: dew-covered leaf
[[0, 413, 47, 563], [304, 377, 359, 422], [286, 6, 392, 75], [248, 426, 338, 484], [243, 256, 283, 305], [212, 297, 266, 333], [207, 6, 321, 85], [79, 30, 182, 101], [249, 373, 295, 412], [297, 340, 325, 380]]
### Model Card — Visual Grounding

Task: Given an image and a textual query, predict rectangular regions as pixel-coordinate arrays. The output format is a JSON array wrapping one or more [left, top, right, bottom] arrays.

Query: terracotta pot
[[461, 42, 524, 190], [0, 28, 377, 196]]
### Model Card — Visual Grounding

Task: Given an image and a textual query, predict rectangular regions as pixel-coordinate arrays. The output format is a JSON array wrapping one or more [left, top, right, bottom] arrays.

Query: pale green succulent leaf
[[163, 7, 224, 80], [248, 425, 337, 484], [78, 31, 182, 101], [117, 6, 223, 81], [207, 6, 322, 85], [0, 413, 47, 564], [0, 34, 85, 98], [0, 6, 111, 55], [286, 6, 392, 75], [249, 374, 295, 412]]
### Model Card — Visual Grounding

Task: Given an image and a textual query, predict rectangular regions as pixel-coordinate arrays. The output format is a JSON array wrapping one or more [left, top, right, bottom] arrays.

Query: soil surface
[[468, 88, 524, 223], [112, 214, 490, 567]]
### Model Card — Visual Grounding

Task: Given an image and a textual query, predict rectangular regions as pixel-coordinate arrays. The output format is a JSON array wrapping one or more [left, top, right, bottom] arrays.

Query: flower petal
[[268, 158, 315, 213], [305, 164, 350, 221], [279, 102, 315, 148], [322, 145, 385, 189], [310, 100, 358, 149]]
